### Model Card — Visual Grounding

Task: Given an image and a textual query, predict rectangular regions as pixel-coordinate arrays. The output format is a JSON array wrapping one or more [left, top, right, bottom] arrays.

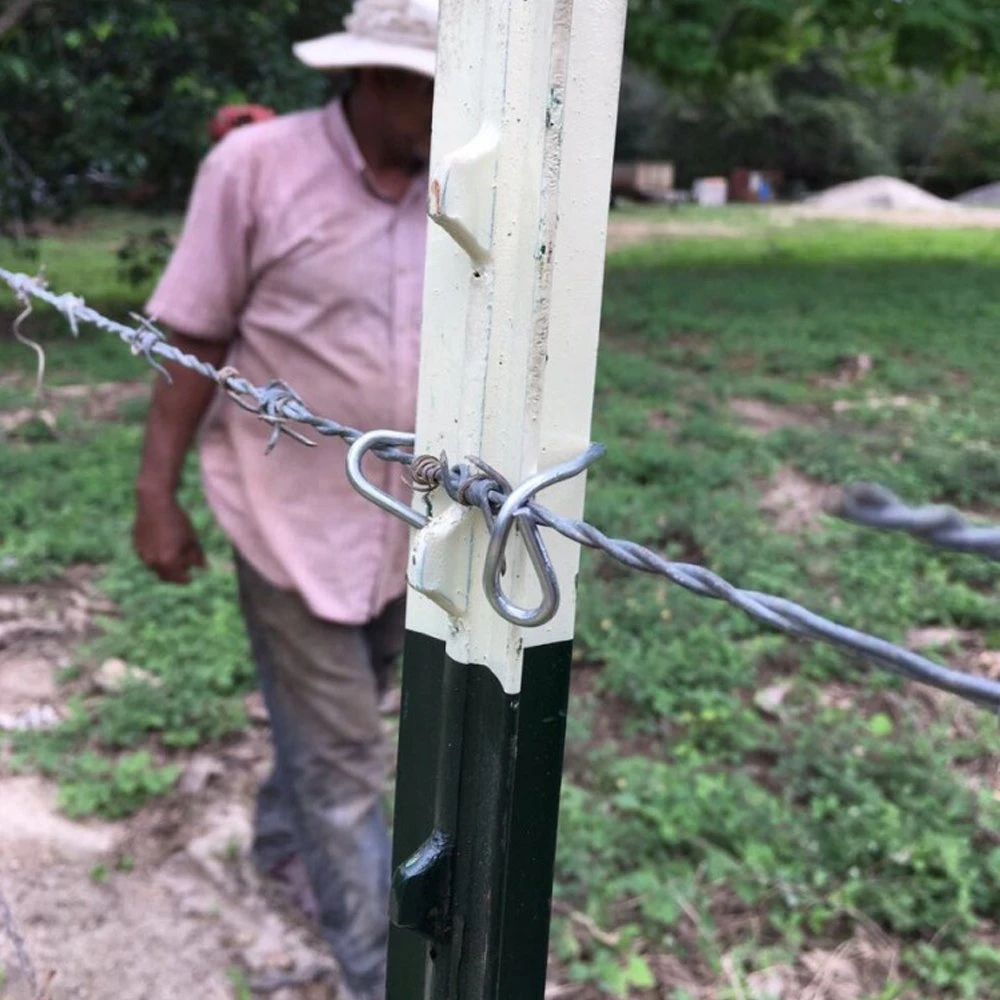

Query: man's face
[[369, 68, 435, 173]]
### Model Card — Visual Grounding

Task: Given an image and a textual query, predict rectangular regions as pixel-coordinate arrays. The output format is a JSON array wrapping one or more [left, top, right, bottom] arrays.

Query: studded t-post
[[377, 1, 628, 997]]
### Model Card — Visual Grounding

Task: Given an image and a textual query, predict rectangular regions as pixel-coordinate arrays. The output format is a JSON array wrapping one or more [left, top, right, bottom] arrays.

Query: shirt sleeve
[[146, 142, 255, 341]]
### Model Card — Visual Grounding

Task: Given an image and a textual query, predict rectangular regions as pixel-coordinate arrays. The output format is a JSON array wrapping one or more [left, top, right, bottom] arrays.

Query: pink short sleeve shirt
[[147, 101, 428, 624]]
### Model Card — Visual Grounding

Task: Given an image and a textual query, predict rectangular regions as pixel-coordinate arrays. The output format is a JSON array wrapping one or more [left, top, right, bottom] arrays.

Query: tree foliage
[[616, 53, 1000, 196], [3, 0, 1000, 230], [625, 0, 1000, 89], [0, 0, 350, 227]]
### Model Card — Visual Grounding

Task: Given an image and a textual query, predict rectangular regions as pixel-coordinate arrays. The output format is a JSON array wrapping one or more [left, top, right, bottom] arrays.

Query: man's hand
[[133, 492, 206, 584], [133, 332, 229, 585]]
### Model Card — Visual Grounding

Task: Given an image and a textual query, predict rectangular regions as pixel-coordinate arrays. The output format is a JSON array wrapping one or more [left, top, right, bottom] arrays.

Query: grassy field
[[3, 209, 1000, 997]]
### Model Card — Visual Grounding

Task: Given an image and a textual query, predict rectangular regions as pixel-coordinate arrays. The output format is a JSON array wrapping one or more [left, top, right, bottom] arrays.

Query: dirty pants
[[235, 554, 404, 997]]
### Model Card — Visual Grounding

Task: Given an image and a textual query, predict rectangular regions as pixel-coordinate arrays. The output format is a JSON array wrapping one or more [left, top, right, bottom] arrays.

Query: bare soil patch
[[0, 760, 339, 1000], [729, 397, 818, 436], [606, 217, 748, 252], [0, 568, 342, 1000], [0, 380, 149, 427], [760, 467, 835, 534], [0, 570, 114, 730], [566, 665, 668, 770], [779, 204, 1000, 230], [46, 381, 150, 421], [646, 410, 680, 438]]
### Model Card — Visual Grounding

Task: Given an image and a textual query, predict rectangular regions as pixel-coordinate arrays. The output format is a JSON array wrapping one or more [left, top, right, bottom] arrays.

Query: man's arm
[[133, 333, 228, 584], [132, 134, 255, 584]]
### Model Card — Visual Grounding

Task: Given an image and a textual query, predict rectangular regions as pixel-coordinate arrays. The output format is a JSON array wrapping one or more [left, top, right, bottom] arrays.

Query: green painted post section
[[387, 637, 466, 994], [384, 0, 628, 997], [387, 640, 573, 999]]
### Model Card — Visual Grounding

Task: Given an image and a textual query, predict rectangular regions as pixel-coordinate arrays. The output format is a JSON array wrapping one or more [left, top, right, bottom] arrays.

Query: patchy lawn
[[2, 213, 1000, 998]]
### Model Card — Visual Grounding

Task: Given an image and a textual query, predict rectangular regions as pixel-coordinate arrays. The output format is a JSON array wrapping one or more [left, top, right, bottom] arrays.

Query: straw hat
[[293, 0, 438, 78]]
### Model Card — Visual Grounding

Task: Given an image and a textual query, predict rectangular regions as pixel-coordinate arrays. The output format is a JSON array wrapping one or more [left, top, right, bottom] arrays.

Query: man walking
[[132, 2, 438, 997]]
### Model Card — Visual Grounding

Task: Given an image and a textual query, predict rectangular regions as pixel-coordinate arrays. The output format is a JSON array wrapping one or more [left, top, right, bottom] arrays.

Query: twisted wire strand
[[832, 482, 1000, 561], [410, 459, 1000, 709], [0, 268, 415, 464]]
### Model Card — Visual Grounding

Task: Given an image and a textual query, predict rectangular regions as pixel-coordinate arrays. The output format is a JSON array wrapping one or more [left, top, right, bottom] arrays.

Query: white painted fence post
[[381, 2, 628, 996]]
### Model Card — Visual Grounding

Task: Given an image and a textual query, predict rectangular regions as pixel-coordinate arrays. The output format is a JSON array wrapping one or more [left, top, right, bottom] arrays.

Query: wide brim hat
[[293, 0, 438, 78]]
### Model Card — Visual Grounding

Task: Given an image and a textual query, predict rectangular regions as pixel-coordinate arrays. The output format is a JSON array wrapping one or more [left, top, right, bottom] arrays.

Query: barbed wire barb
[[0, 267, 413, 464], [11, 283, 46, 398]]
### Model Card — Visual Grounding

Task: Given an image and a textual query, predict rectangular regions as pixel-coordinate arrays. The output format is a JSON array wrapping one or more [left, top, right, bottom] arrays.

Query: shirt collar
[[323, 98, 368, 179], [323, 98, 427, 206]]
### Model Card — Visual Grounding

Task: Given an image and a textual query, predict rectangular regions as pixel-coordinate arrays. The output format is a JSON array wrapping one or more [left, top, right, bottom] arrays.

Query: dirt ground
[[604, 204, 1000, 255], [605, 216, 751, 250], [0, 573, 339, 1000], [0, 573, 910, 1000], [782, 203, 1000, 229], [0, 570, 588, 1000]]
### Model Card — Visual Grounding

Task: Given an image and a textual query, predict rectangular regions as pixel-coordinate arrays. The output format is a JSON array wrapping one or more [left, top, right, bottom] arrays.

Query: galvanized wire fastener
[[346, 431, 584, 626], [347, 430, 428, 530], [483, 444, 605, 627]]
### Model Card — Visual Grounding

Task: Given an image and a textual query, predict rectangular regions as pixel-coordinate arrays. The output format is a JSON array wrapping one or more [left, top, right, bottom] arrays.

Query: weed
[[227, 967, 252, 1000], [57, 751, 180, 820]]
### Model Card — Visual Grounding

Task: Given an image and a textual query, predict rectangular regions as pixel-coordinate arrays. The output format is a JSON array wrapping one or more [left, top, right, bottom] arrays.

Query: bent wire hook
[[345, 431, 602, 628], [483, 444, 606, 628], [346, 430, 429, 530]]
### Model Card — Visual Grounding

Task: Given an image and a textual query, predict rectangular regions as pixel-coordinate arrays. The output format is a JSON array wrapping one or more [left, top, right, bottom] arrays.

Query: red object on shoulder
[[209, 104, 277, 144]]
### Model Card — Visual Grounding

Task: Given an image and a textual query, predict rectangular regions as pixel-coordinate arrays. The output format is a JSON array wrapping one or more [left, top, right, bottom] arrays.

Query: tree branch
[[0, 0, 39, 39]]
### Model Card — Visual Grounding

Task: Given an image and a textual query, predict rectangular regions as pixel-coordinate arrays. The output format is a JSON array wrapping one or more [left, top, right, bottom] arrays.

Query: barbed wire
[[414, 459, 1000, 709], [0, 268, 414, 464], [831, 482, 1000, 561], [4, 268, 1000, 711]]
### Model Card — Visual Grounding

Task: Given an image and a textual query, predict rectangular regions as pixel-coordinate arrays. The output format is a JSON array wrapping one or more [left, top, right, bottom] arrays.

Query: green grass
[[558, 220, 1000, 998], [0, 208, 179, 384], [4, 212, 1000, 997], [1, 213, 249, 811]]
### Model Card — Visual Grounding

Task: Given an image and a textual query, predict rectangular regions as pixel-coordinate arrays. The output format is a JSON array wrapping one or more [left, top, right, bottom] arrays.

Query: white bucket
[[694, 177, 728, 206]]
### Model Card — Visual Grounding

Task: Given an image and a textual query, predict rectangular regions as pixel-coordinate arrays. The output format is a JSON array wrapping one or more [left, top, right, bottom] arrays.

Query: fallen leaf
[[754, 683, 792, 718]]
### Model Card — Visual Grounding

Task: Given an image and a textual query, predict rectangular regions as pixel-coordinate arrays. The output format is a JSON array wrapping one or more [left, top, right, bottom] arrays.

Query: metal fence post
[[385, 1, 627, 997]]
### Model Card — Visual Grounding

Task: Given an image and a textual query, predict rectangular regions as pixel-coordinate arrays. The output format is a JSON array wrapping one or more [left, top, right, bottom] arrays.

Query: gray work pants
[[235, 554, 404, 997]]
